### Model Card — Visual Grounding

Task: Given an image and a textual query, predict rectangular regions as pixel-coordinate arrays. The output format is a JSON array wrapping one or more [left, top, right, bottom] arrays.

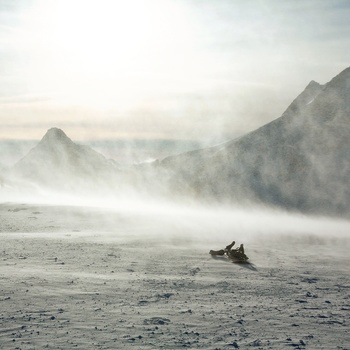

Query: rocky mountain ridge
[[155, 66, 350, 216]]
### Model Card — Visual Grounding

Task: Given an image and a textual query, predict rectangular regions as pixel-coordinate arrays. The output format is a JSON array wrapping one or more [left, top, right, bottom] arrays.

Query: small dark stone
[[228, 341, 239, 348]]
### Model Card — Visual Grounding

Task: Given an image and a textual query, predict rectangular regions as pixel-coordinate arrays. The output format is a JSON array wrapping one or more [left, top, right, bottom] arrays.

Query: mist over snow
[[86, 139, 204, 166], [6, 127, 121, 194], [1, 66, 350, 220], [2, 2, 350, 348], [152, 66, 350, 218]]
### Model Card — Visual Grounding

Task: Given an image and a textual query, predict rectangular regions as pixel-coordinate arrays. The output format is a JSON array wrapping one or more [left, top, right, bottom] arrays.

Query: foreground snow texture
[[1, 201, 349, 349]]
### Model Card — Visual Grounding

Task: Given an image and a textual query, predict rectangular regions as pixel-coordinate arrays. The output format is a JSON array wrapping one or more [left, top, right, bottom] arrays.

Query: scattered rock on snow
[[301, 277, 318, 283], [189, 267, 200, 276], [228, 340, 239, 348], [143, 317, 170, 325]]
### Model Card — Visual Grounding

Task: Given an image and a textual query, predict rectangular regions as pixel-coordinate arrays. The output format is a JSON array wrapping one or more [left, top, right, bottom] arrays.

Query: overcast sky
[[0, 0, 349, 142]]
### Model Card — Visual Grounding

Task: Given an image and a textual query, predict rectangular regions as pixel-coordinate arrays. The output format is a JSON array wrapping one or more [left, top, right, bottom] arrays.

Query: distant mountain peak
[[325, 66, 350, 91], [305, 80, 321, 89], [40, 127, 73, 146], [11, 127, 119, 190], [43, 127, 68, 139], [280, 79, 324, 120]]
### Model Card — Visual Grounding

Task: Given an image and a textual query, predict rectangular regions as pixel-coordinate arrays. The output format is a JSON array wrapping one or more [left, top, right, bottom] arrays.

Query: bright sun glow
[[17, 0, 200, 110]]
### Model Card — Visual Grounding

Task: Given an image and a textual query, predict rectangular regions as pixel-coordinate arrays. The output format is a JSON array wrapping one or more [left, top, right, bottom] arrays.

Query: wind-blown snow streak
[[2, 67, 350, 218], [153, 67, 350, 217]]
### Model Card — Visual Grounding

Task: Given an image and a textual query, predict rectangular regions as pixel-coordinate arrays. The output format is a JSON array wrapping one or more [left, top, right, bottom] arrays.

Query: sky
[[0, 0, 350, 143]]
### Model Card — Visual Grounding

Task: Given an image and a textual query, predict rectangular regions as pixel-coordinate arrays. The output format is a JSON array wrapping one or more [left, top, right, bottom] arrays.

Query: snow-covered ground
[[1, 200, 349, 349]]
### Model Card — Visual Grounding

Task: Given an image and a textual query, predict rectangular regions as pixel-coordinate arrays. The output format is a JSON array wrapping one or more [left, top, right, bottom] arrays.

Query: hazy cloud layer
[[0, 0, 349, 142]]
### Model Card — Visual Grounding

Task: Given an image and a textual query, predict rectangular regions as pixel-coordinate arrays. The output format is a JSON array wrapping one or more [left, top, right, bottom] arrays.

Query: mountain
[[155, 67, 350, 216], [6, 67, 350, 217], [11, 127, 119, 192]]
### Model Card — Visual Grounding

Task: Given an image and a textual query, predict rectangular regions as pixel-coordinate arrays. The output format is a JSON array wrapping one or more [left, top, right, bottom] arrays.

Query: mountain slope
[[157, 67, 350, 216], [11, 128, 119, 191]]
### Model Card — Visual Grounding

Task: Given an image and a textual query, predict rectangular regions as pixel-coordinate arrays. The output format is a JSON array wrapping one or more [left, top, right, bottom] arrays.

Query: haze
[[1, 3, 350, 348], [1, 0, 350, 144]]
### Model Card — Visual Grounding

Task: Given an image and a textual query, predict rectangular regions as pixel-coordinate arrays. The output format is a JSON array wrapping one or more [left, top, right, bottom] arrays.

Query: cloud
[[1, 0, 350, 142], [0, 94, 51, 104]]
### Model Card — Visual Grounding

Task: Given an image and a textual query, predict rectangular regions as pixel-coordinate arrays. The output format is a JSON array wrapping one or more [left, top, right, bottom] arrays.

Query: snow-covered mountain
[[10, 127, 120, 191], [156, 67, 350, 216]]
